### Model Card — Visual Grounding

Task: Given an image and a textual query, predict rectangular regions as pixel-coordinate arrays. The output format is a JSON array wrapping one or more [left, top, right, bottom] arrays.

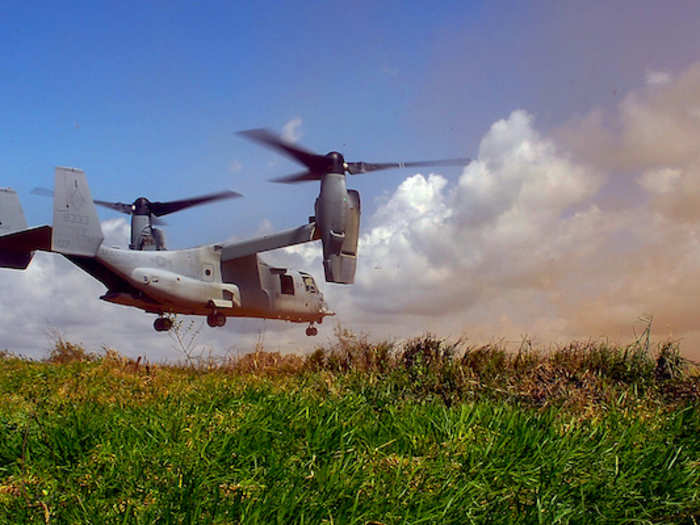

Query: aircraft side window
[[280, 274, 294, 295]]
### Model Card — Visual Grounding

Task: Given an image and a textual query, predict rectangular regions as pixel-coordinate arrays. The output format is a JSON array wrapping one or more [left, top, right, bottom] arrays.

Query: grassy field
[[0, 331, 698, 524]]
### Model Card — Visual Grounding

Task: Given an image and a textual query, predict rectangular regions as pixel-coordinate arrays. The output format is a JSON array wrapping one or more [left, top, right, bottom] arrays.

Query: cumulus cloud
[[281, 110, 605, 336], [0, 248, 151, 358], [101, 217, 131, 248], [353, 111, 605, 322], [559, 62, 700, 172], [6, 64, 700, 360], [283, 79, 700, 358], [281, 117, 303, 143], [645, 69, 671, 86]]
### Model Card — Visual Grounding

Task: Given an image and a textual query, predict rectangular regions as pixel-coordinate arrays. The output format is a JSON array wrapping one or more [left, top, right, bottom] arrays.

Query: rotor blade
[[33, 188, 134, 215], [150, 190, 242, 217], [237, 128, 326, 171], [269, 171, 323, 184], [93, 200, 133, 215], [30, 186, 55, 197], [346, 158, 471, 175], [150, 215, 167, 226]]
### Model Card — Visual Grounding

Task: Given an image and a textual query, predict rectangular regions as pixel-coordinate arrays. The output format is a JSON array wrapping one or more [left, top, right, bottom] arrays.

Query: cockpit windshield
[[301, 274, 318, 294]]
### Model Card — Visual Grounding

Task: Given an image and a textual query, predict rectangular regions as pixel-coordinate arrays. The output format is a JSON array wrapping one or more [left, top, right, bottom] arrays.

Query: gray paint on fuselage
[[88, 243, 328, 322]]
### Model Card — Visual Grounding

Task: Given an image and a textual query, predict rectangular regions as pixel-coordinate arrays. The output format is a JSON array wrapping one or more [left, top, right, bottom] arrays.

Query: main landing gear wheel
[[153, 317, 173, 332], [207, 312, 226, 327], [305, 325, 318, 337]]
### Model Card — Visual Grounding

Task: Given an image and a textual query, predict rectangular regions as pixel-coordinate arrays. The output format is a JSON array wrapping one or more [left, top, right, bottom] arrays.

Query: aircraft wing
[[219, 222, 318, 262]]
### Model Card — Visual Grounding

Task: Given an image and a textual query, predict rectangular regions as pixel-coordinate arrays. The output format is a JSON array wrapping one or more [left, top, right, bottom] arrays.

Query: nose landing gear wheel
[[305, 325, 318, 337], [154, 317, 173, 332], [207, 312, 227, 327]]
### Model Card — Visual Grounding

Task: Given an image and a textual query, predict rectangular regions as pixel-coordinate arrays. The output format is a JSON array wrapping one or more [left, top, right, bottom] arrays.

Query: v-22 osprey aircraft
[[0, 130, 470, 335]]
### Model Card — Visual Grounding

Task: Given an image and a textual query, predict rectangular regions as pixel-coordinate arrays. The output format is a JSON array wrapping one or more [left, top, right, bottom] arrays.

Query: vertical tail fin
[[0, 188, 33, 268], [51, 167, 104, 256], [0, 188, 28, 234]]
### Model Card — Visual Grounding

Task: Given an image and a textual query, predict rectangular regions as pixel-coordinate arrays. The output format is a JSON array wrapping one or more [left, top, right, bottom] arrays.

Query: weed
[[47, 337, 95, 364], [655, 340, 686, 382], [167, 316, 205, 367]]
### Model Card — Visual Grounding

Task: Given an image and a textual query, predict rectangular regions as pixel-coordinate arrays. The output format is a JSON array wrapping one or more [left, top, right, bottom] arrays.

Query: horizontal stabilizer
[[0, 189, 51, 269], [0, 225, 52, 252], [0, 252, 33, 269], [0, 226, 52, 269]]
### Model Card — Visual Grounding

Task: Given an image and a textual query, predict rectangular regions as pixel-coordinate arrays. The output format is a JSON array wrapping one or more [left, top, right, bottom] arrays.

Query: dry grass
[[13, 328, 697, 412]]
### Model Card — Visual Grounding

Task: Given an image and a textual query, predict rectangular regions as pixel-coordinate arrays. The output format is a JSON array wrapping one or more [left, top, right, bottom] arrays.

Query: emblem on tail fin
[[51, 167, 104, 256]]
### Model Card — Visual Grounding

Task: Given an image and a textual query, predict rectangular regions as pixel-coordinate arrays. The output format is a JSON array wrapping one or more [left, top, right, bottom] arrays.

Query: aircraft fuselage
[[89, 244, 330, 324]]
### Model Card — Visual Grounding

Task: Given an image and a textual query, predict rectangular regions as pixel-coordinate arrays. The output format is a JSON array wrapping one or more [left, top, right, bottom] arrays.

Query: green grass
[[0, 335, 698, 524]]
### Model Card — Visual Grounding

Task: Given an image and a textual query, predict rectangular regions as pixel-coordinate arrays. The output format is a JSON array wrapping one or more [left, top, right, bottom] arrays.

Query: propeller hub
[[132, 197, 151, 215], [237, 127, 472, 182], [325, 152, 346, 174]]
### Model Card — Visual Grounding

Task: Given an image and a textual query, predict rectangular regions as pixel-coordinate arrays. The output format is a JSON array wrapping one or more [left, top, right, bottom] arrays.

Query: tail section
[[0, 188, 28, 234], [0, 188, 52, 269], [0, 188, 42, 269], [51, 167, 103, 256]]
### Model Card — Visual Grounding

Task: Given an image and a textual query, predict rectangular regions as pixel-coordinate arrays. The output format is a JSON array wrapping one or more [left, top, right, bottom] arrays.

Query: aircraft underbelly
[[92, 247, 328, 323], [101, 291, 322, 322]]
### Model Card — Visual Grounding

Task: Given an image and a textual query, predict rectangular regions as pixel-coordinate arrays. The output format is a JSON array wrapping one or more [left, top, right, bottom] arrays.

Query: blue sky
[[2, 2, 700, 359], [3, 1, 693, 239], [3, 1, 477, 241]]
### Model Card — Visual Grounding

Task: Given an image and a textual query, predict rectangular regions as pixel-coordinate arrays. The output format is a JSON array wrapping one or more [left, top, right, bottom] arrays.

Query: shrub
[[655, 341, 686, 382], [460, 343, 509, 382], [399, 334, 463, 405], [307, 326, 394, 373], [230, 351, 304, 375], [47, 338, 95, 364]]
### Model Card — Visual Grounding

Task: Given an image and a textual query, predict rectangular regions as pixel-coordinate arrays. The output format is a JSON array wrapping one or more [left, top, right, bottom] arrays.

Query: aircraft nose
[[319, 297, 334, 316]]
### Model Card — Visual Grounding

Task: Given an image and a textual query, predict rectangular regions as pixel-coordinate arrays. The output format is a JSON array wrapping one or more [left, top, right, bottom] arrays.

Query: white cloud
[[344, 111, 603, 318], [637, 167, 682, 194], [102, 217, 131, 247], [645, 69, 671, 86], [560, 62, 700, 170], [281, 117, 303, 143], [254, 218, 275, 236], [282, 102, 700, 359], [7, 63, 700, 360]]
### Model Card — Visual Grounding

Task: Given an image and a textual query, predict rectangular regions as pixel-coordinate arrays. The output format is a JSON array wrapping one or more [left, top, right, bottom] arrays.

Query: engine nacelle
[[131, 268, 241, 309], [316, 183, 360, 284]]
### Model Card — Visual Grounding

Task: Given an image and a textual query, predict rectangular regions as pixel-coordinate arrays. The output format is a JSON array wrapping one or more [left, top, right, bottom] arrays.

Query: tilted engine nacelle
[[130, 208, 167, 251], [131, 268, 241, 310], [235, 128, 470, 287], [315, 173, 360, 284]]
